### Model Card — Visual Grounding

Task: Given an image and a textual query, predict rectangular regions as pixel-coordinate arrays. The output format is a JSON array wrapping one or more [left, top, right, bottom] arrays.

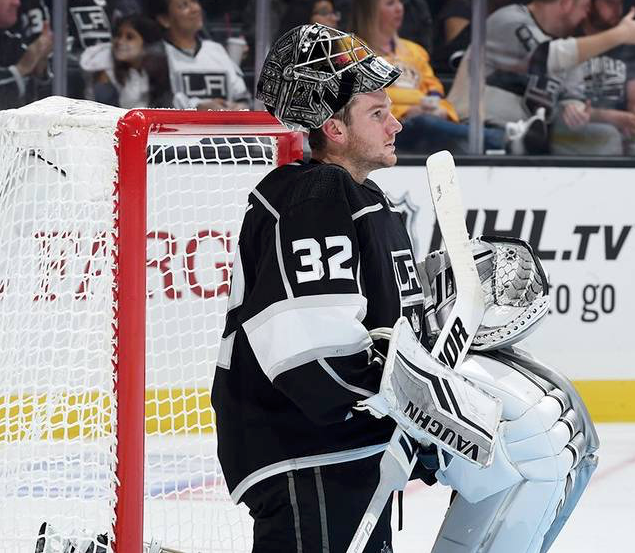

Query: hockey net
[[0, 96, 302, 553]]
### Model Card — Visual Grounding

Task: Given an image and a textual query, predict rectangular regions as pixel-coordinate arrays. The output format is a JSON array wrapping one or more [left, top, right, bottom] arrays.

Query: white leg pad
[[435, 433, 523, 503], [431, 353, 594, 553], [504, 396, 563, 442], [431, 478, 567, 553]]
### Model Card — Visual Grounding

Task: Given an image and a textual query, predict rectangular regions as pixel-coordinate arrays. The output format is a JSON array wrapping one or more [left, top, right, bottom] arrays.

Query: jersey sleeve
[[238, 179, 383, 425]]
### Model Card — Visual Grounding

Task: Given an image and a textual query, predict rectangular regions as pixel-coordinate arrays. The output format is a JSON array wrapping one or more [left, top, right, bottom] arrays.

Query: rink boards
[[1, 162, 632, 425]]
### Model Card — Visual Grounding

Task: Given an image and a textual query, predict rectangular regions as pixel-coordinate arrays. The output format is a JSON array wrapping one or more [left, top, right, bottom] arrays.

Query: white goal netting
[[0, 97, 299, 553]]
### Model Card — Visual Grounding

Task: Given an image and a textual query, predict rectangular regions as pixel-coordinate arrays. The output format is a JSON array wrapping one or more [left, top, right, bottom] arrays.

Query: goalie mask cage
[[0, 97, 303, 553]]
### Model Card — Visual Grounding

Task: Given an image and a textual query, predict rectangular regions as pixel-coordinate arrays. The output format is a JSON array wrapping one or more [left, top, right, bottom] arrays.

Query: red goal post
[[0, 97, 303, 553], [116, 109, 302, 553]]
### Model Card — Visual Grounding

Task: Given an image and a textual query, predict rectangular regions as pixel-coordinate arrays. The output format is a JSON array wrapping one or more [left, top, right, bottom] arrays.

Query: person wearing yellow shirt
[[351, 0, 532, 153]]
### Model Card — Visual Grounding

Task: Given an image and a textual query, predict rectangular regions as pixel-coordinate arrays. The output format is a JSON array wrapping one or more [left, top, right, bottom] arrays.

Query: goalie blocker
[[358, 236, 598, 553], [358, 318, 502, 468]]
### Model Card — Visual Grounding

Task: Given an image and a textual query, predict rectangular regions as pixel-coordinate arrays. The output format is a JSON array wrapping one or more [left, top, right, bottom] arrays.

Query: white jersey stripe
[[317, 359, 374, 398], [226, 245, 245, 311], [216, 331, 236, 370], [352, 203, 383, 220], [252, 188, 294, 299], [243, 294, 371, 381], [252, 187, 280, 219], [230, 442, 390, 503]]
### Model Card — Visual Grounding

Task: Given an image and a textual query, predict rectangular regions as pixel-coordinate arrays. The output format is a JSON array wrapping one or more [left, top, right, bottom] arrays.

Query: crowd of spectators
[[1, 0, 635, 156]]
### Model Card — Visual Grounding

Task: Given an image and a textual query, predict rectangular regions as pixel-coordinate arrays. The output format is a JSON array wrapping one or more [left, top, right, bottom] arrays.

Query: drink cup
[[226, 36, 247, 66], [421, 95, 440, 110]]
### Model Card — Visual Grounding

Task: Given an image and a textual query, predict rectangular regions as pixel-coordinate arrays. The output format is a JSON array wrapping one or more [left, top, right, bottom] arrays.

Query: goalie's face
[[343, 90, 402, 171]]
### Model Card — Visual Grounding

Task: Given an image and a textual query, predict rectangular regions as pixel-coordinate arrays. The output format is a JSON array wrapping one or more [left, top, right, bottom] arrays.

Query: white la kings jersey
[[164, 38, 250, 108], [485, 3, 584, 116], [211, 160, 429, 503]]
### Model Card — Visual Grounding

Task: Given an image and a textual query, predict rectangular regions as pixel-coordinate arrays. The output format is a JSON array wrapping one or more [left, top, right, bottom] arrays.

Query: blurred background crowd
[[2, 0, 635, 156]]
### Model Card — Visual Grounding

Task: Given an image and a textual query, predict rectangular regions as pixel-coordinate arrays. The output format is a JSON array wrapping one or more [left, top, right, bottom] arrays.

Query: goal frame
[[115, 110, 302, 553]]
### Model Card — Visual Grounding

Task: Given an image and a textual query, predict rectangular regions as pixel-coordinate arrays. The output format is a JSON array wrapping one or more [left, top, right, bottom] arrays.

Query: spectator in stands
[[311, 0, 342, 26], [10, 0, 114, 100], [351, 0, 536, 154], [448, 0, 635, 155], [399, 0, 434, 54], [80, 14, 171, 108], [432, 0, 472, 75], [10, 0, 46, 45], [146, 0, 251, 110], [432, 1, 520, 76], [279, 0, 342, 37], [0, 0, 52, 109], [577, 0, 635, 153]]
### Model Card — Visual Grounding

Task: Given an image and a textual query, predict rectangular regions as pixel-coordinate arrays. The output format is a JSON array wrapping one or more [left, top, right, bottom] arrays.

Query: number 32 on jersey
[[291, 236, 354, 283]]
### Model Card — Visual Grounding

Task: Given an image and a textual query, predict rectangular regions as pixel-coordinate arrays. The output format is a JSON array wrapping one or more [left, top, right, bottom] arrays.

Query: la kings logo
[[69, 2, 111, 49], [391, 250, 424, 338], [181, 72, 227, 98]]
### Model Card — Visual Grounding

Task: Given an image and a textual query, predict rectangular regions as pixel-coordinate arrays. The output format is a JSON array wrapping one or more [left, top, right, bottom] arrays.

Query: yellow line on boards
[[0, 389, 215, 441], [573, 380, 635, 422], [0, 381, 633, 441]]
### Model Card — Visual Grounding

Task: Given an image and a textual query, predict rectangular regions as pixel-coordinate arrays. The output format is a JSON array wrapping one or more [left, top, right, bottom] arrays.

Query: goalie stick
[[346, 150, 486, 553]]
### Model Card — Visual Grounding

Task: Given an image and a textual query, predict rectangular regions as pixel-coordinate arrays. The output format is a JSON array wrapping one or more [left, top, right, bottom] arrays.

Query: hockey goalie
[[33, 22, 599, 553], [357, 236, 599, 553]]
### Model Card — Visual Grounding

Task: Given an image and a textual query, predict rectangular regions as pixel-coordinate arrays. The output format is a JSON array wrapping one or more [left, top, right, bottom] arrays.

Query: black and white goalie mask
[[256, 24, 401, 131], [421, 237, 550, 351]]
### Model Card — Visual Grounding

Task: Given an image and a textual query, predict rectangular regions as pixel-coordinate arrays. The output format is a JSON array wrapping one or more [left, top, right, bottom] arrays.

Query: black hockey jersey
[[12, 0, 110, 54], [212, 160, 428, 503]]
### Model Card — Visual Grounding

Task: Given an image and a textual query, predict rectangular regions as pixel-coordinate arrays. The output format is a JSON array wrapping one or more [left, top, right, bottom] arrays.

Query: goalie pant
[[242, 452, 396, 553], [212, 161, 431, 512], [431, 348, 599, 553]]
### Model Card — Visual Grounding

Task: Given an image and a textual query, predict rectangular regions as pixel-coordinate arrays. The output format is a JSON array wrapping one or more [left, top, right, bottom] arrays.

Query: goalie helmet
[[256, 24, 401, 132]]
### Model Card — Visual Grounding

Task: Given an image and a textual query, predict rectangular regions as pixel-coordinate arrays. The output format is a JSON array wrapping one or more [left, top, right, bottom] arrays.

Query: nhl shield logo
[[385, 191, 420, 258]]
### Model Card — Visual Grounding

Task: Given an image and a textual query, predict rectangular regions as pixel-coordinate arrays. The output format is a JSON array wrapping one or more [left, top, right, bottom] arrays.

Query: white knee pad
[[431, 352, 597, 553]]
